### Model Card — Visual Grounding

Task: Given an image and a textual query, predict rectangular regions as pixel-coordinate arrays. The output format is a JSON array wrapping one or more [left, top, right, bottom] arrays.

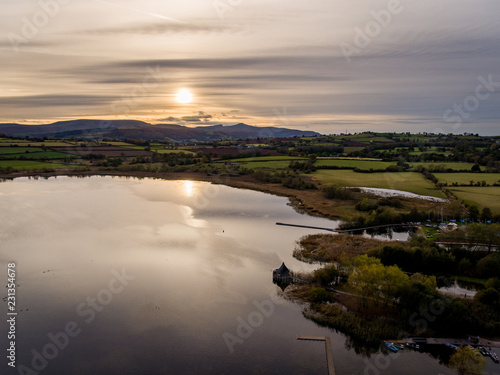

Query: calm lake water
[[0, 176, 467, 374]]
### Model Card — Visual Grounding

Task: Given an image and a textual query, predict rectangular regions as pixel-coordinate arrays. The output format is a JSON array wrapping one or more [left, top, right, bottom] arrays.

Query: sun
[[176, 88, 193, 104]]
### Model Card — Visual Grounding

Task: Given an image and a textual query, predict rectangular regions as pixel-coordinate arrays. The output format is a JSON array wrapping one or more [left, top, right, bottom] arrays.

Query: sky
[[1, 0, 499, 135]]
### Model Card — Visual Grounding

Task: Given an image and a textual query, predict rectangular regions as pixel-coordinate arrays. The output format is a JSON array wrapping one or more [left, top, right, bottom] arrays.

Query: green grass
[[229, 156, 307, 162], [448, 186, 500, 212], [410, 162, 482, 171], [453, 276, 487, 286], [312, 170, 446, 198], [314, 159, 394, 169], [105, 141, 136, 146], [155, 149, 196, 155], [354, 136, 393, 143], [0, 140, 73, 147], [343, 146, 365, 153], [0, 151, 78, 160], [434, 173, 500, 185], [115, 145, 147, 150], [0, 160, 77, 171], [0, 147, 44, 155], [233, 161, 293, 169]]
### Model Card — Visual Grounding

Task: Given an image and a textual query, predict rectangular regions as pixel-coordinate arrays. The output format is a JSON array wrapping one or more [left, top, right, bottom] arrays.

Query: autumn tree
[[449, 346, 486, 375]]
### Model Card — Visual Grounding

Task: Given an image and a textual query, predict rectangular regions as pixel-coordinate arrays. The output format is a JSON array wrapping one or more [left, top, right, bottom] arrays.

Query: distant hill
[[0, 120, 320, 141]]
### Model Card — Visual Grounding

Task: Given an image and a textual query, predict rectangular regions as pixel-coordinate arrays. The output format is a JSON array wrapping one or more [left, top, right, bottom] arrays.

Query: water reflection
[[183, 180, 195, 197], [0, 176, 464, 375]]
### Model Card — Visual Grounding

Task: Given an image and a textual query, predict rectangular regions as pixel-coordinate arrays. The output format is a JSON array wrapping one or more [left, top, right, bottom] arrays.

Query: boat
[[393, 343, 404, 350], [384, 341, 398, 352], [490, 349, 499, 363], [406, 342, 420, 350], [478, 346, 489, 356], [444, 343, 459, 351]]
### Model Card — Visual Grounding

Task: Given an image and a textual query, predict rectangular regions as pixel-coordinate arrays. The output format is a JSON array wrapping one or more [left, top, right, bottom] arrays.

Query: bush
[[323, 186, 355, 200], [355, 198, 378, 212], [477, 254, 500, 278], [313, 265, 339, 286], [474, 288, 500, 308], [309, 287, 328, 303]]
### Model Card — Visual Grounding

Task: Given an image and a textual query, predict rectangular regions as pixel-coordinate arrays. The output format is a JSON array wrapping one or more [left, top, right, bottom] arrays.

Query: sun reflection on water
[[184, 180, 194, 197]]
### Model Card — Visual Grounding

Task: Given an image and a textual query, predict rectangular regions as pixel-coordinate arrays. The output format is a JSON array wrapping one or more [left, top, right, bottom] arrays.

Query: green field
[[231, 156, 306, 162], [0, 160, 77, 171], [0, 151, 77, 160], [155, 149, 196, 155], [434, 173, 500, 185], [232, 160, 294, 169], [448, 186, 500, 212], [0, 140, 73, 147], [410, 162, 481, 171], [314, 159, 394, 169], [343, 146, 365, 153], [312, 170, 446, 198], [0, 147, 44, 155]]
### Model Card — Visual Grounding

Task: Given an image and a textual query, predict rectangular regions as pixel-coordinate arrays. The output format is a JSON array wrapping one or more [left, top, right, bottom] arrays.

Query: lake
[[0, 176, 461, 374]]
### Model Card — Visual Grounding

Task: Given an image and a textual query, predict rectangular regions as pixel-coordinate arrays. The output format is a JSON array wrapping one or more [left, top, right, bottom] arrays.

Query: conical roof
[[276, 262, 290, 275]]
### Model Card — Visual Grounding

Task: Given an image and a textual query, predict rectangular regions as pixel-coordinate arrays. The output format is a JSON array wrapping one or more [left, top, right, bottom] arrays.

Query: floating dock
[[297, 336, 335, 375]]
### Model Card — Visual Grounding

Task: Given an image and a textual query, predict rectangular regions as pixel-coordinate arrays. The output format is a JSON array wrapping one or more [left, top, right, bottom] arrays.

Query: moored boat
[[490, 349, 499, 363], [444, 343, 459, 351], [406, 342, 420, 350], [384, 341, 398, 352]]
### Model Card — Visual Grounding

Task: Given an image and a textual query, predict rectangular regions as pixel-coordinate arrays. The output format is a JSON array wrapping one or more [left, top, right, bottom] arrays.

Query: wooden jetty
[[415, 337, 500, 348], [276, 222, 335, 232], [276, 222, 419, 234], [297, 336, 335, 375]]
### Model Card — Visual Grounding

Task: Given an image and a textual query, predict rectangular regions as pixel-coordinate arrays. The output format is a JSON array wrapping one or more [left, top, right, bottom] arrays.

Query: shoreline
[[0, 168, 344, 221]]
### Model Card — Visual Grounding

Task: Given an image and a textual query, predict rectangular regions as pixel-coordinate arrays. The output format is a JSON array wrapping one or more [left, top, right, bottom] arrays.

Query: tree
[[477, 253, 500, 278], [348, 262, 383, 307], [379, 265, 409, 306], [468, 206, 479, 221], [485, 277, 500, 291], [449, 346, 487, 375], [471, 164, 481, 172], [474, 288, 500, 308], [480, 207, 492, 222]]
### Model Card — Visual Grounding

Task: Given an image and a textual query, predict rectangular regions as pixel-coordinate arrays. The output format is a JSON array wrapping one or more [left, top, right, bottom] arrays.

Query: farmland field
[[0, 160, 77, 170], [314, 159, 394, 169], [434, 173, 500, 185], [0, 140, 73, 147], [448, 186, 500, 212], [231, 160, 293, 169], [312, 170, 445, 198], [230, 156, 306, 162], [410, 162, 481, 171], [155, 149, 196, 155], [0, 151, 77, 160], [343, 146, 365, 153], [0, 147, 44, 154]]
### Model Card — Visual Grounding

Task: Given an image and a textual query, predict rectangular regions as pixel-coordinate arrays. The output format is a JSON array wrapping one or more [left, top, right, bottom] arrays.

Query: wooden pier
[[276, 222, 419, 234], [276, 222, 335, 232], [297, 336, 335, 375]]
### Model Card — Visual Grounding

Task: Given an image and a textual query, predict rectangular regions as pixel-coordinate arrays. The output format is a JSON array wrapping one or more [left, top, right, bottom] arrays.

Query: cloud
[[181, 112, 212, 122], [158, 112, 213, 123], [78, 21, 235, 36], [0, 94, 116, 108]]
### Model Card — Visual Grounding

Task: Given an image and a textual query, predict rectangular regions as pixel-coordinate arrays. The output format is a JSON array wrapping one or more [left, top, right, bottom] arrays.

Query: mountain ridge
[[0, 120, 320, 141]]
